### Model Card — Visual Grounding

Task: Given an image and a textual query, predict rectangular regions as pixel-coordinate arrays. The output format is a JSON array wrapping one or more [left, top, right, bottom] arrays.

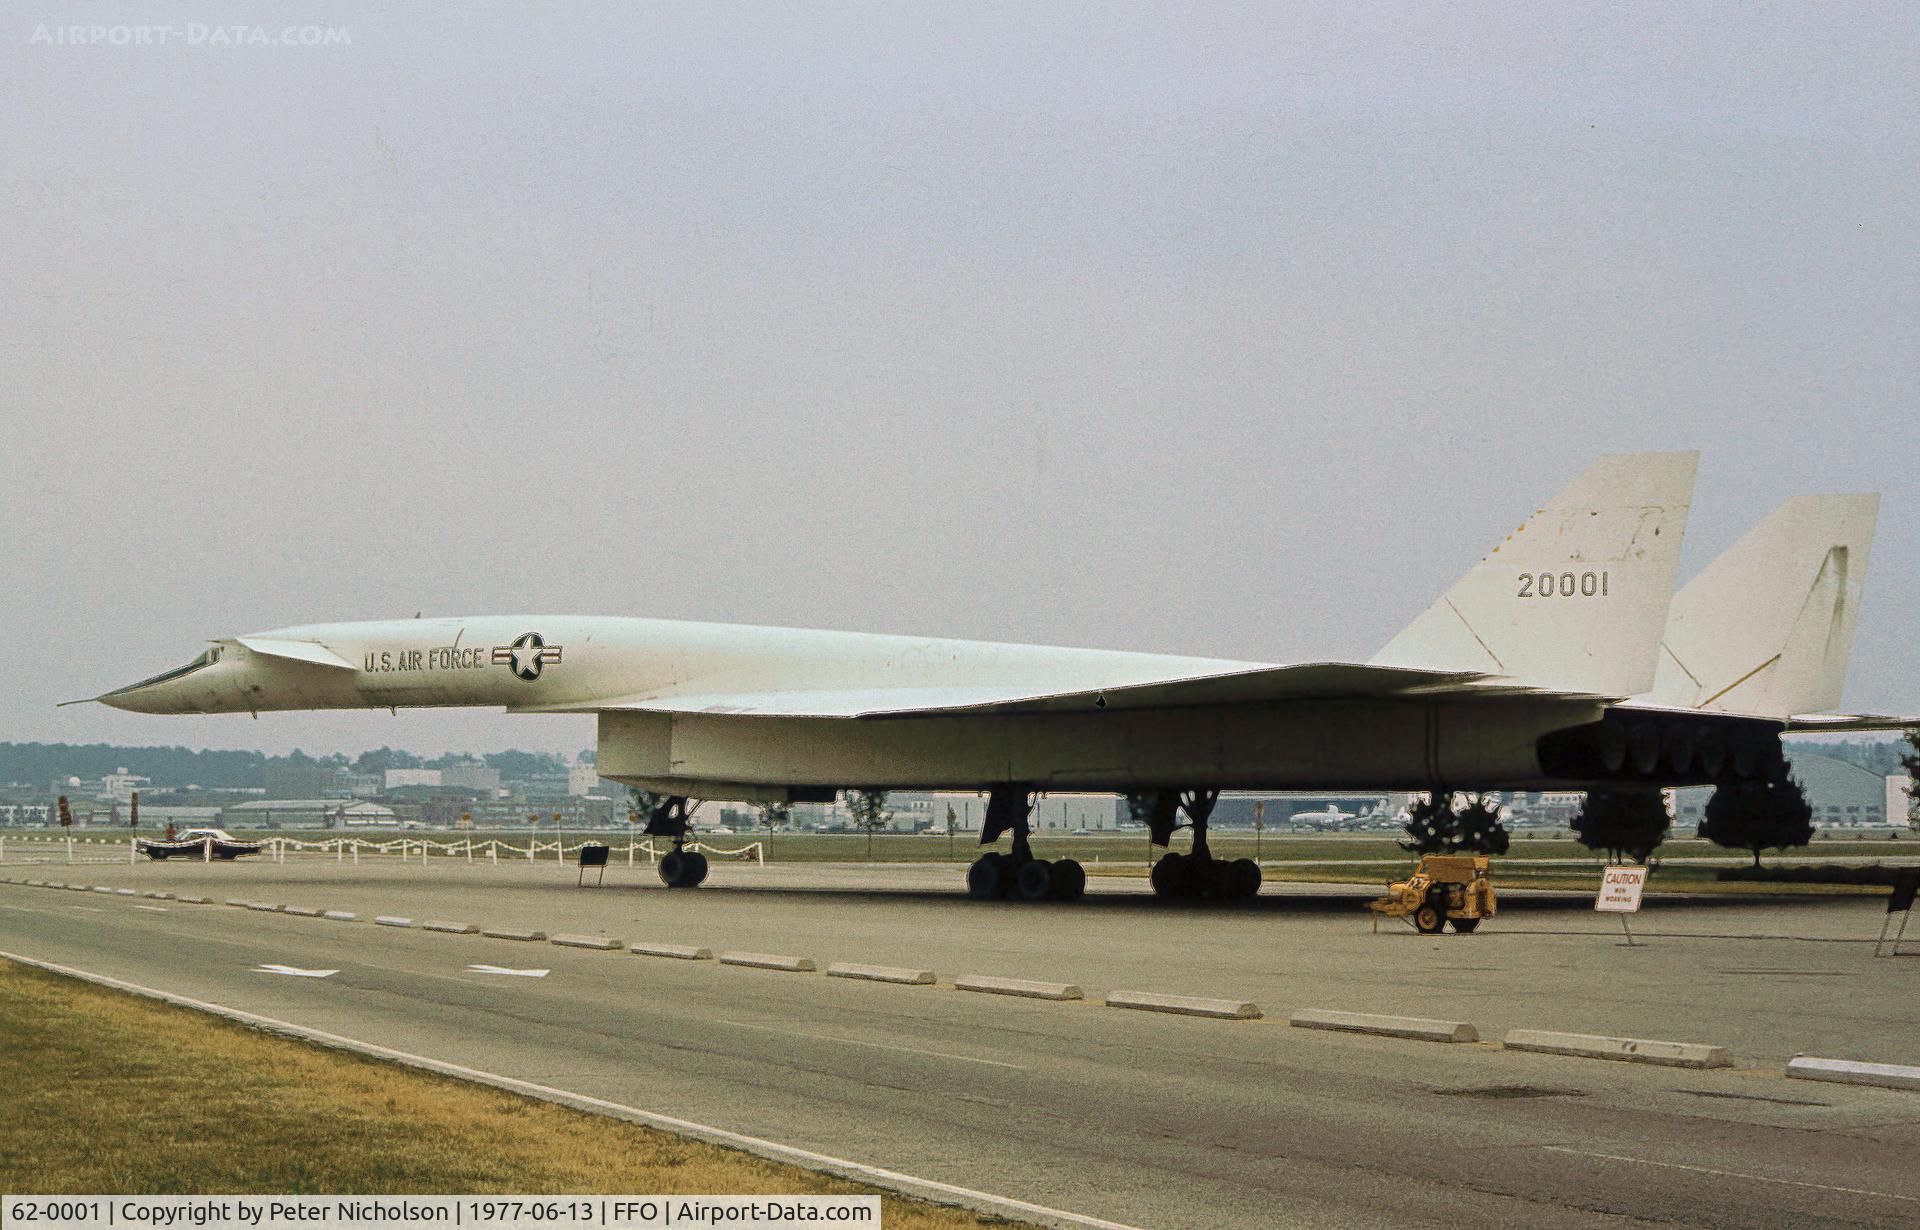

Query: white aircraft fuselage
[[96, 615, 1605, 797], [92, 453, 1879, 807]]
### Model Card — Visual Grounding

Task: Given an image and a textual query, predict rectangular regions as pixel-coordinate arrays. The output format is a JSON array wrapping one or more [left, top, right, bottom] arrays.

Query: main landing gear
[[966, 786, 1086, 903], [645, 796, 709, 889], [1139, 789, 1261, 901]]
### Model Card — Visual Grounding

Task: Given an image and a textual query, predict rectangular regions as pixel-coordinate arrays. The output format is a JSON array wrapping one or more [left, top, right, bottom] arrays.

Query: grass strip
[[0, 962, 1018, 1227]]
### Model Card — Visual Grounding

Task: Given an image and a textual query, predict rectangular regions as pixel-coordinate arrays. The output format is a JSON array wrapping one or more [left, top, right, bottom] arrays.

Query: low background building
[[1675, 751, 1900, 831], [224, 799, 397, 828]]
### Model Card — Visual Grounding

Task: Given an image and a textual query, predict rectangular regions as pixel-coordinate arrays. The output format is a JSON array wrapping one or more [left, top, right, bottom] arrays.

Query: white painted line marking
[[253, 964, 338, 978], [1542, 1145, 1918, 1204], [132, 905, 170, 913], [0, 951, 1132, 1230], [718, 1018, 1027, 1070], [68, 905, 104, 913], [467, 964, 550, 978]]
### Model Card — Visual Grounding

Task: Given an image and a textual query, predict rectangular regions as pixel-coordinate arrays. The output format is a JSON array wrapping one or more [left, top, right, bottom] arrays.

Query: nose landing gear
[[645, 796, 709, 888]]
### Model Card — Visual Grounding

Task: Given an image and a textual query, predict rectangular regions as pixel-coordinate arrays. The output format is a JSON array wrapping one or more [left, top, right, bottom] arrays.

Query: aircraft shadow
[[583, 878, 1813, 917]]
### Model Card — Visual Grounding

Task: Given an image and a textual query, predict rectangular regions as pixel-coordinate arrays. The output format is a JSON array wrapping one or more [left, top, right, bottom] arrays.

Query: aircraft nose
[[82, 644, 235, 714]]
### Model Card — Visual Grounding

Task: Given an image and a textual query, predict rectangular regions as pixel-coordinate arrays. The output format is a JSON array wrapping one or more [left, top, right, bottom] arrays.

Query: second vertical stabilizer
[[1644, 493, 1879, 718]]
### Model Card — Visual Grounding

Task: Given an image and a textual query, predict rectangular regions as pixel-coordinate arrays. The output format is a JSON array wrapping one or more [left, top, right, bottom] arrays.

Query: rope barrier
[[2, 832, 766, 867]]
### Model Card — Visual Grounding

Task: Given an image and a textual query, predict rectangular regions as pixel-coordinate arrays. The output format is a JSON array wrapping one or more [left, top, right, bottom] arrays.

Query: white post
[[557, 839, 564, 864], [489, 842, 497, 866], [353, 842, 359, 866], [527, 839, 534, 862], [466, 839, 472, 863], [130, 836, 136, 865], [337, 840, 343, 863], [627, 838, 634, 867], [67, 834, 74, 863], [203, 836, 212, 864]]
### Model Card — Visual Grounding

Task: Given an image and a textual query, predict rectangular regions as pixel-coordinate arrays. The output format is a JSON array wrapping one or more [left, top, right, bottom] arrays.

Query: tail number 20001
[[1518, 570, 1610, 598]]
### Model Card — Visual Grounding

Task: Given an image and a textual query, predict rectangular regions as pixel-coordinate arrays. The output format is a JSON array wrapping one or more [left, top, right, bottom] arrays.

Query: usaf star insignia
[[492, 632, 563, 681]]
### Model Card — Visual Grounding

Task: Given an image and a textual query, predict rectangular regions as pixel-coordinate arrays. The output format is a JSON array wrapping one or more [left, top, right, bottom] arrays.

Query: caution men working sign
[[1596, 865, 1647, 913]]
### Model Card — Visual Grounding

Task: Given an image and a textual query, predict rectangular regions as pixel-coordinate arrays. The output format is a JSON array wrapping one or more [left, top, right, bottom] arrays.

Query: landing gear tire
[[1449, 916, 1480, 934], [1414, 903, 1446, 934], [1151, 851, 1187, 899], [1152, 852, 1259, 901], [1014, 858, 1054, 902], [969, 786, 1092, 905], [967, 854, 1006, 901], [659, 849, 709, 888], [1049, 858, 1086, 902]]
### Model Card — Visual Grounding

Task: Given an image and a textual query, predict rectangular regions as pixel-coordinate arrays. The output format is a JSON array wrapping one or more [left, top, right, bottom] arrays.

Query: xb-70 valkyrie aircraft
[[81, 452, 1903, 904]]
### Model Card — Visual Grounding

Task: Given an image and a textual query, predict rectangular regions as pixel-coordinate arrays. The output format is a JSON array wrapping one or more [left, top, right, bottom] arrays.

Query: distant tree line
[[0, 742, 574, 789], [1569, 773, 1815, 869], [1411, 772, 1825, 871], [1796, 738, 1909, 778], [1400, 792, 1510, 856], [0, 742, 272, 789]]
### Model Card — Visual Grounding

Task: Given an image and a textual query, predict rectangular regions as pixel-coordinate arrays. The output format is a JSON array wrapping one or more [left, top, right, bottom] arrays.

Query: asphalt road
[[2, 865, 1918, 1229]]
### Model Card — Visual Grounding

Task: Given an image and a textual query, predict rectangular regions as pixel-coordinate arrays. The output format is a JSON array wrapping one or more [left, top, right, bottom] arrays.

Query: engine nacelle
[[1536, 711, 1783, 787]]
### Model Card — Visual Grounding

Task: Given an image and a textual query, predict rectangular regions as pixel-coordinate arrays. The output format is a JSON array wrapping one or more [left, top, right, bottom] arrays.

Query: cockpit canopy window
[[116, 646, 222, 693]]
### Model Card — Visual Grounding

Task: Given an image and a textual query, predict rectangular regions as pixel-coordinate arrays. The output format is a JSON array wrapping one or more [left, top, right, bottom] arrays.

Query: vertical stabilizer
[[1371, 452, 1697, 697], [1644, 493, 1879, 717]]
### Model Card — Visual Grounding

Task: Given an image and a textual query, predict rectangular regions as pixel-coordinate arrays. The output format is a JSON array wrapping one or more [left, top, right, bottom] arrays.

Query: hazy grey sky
[[4, 3, 1914, 757]]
